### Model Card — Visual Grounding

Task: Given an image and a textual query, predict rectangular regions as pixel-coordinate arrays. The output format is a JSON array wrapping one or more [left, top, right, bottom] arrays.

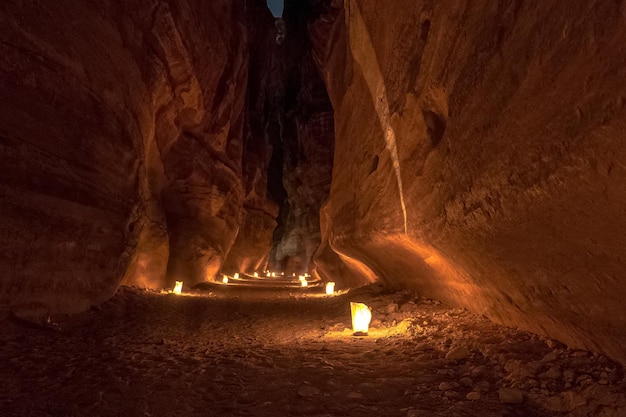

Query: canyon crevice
[[1, 0, 626, 368]]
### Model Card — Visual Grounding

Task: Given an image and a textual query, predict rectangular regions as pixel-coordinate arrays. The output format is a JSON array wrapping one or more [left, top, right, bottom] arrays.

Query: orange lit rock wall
[[316, 0, 626, 363], [0, 0, 276, 312]]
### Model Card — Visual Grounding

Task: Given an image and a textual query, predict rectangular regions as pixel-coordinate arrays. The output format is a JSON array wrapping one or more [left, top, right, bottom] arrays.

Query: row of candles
[[174, 273, 336, 295], [171, 281, 371, 335]]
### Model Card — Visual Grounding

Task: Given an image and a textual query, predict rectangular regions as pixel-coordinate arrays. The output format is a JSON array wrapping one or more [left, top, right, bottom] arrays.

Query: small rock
[[542, 351, 559, 362], [539, 366, 562, 380], [400, 302, 416, 313], [527, 379, 539, 388], [499, 388, 524, 404], [544, 396, 564, 412], [407, 410, 419, 417], [466, 392, 481, 401], [563, 369, 575, 382], [443, 390, 458, 398], [562, 391, 587, 409], [446, 347, 470, 361], [297, 385, 321, 397], [576, 374, 591, 384], [387, 303, 399, 314], [346, 392, 364, 400], [459, 377, 473, 387], [470, 366, 487, 378], [474, 381, 491, 392], [439, 382, 453, 391]]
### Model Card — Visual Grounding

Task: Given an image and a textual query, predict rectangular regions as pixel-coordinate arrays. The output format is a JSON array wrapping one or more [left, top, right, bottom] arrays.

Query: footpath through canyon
[[1, 284, 624, 417]]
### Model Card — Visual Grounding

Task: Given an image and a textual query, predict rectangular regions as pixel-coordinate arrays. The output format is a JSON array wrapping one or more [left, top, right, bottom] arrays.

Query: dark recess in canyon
[[1, 0, 626, 378]]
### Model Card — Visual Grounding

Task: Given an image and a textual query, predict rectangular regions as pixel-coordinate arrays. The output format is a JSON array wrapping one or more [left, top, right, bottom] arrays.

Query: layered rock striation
[[315, 0, 626, 363]]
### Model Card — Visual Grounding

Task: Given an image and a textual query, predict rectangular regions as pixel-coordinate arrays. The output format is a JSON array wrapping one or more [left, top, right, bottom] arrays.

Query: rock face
[[0, 0, 277, 312], [315, 0, 626, 363]]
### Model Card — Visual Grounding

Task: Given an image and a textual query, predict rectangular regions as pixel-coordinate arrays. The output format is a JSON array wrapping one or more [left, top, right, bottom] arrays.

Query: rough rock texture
[[0, 0, 277, 312], [315, 0, 626, 363], [269, 1, 335, 275]]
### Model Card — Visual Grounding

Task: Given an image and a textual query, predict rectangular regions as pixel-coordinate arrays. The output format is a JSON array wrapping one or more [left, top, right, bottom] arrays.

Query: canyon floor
[[0, 284, 624, 417]]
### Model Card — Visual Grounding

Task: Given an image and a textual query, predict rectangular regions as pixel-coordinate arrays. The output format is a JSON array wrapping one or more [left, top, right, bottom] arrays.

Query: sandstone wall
[[0, 0, 276, 312], [316, 0, 626, 363]]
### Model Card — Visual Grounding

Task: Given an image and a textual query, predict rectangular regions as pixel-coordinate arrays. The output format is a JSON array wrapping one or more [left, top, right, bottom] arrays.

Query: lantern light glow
[[254, 272, 259, 278], [222, 275, 229, 284], [234, 273, 239, 279], [350, 302, 372, 335], [325, 282, 335, 295], [301, 280, 308, 287], [173, 281, 183, 295]]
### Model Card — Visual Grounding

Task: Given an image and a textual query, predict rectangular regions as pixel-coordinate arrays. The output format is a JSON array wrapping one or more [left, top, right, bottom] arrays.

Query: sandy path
[[0, 285, 624, 416]]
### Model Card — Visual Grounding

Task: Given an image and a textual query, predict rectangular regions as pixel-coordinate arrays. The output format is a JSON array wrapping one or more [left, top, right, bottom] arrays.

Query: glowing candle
[[301, 280, 308, 287], [325, 282, 335, 295], [298, 275, 305, 282], [272, 272, 276, 277], [173, 281, 183, 295], [222, 275, 229, 284], [350, 302, 372, 335], [253, 272, 259, 278], [234, 273, 239, 279]]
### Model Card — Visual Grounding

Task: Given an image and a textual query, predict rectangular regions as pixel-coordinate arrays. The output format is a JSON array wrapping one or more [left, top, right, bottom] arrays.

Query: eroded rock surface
[[0, 0, 277, 312], [314, 0, 626, 363]]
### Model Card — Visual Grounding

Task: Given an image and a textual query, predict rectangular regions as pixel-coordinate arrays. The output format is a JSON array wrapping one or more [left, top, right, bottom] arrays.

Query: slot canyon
[[1, 0, 625, 416]]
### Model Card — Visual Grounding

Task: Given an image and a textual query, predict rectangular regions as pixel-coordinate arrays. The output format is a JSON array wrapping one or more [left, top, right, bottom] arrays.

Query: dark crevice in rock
[[423, 110, 446, 147]]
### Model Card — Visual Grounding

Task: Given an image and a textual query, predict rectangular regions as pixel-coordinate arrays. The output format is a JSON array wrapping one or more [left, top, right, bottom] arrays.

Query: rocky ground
[[0, 284, 624, 417]]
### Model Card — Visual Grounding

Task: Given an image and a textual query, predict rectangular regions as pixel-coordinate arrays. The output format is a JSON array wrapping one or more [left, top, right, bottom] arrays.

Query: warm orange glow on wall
[[173, 281, 183, 295], [350, 302, 371, 335], [325, 282, 335, 295]]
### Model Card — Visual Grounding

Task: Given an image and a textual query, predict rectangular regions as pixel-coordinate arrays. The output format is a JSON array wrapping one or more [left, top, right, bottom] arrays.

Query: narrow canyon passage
[[2, 0, 626, 416], [1, 285, 624, 417]]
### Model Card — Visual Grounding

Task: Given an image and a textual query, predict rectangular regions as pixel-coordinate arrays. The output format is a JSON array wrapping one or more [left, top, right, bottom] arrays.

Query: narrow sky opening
[[266, 0, 284, 18]]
